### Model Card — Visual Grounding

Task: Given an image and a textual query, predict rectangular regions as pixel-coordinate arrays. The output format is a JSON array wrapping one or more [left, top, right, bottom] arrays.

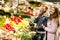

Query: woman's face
[[49, 7, 55, 15]]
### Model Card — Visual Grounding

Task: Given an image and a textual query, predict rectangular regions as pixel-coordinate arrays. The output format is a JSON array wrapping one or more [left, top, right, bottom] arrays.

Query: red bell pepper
[[4, 24, 15, 31]]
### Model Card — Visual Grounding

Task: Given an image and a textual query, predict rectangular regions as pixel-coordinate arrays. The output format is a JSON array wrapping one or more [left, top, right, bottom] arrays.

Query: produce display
[[0, 15, 35, 40]]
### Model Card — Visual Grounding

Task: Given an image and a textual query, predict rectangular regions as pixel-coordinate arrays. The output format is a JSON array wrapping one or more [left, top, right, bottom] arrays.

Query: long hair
[[50, 7, 59, 19], [50, 7, 59, 26]]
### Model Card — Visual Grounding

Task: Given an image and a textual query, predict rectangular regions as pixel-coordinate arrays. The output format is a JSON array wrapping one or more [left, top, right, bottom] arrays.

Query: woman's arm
[[42, 22, 58, 33]]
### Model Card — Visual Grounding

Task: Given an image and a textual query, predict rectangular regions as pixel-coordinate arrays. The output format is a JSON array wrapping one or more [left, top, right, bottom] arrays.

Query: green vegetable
[[20, 14, 31, 18], [0, 20, 4, 27], [21, 32, 32, 40]]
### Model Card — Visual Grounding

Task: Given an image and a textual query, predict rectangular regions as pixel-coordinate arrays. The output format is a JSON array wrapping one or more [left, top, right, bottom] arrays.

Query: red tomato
[[4, 24, 15, 31], [13, 16, 17, 20], [5, 24, 11, 31], [10, 16, 23, 24], [17, 17, 21, 22], [10, 17, 14, 21], [14, 17, 19, 24]]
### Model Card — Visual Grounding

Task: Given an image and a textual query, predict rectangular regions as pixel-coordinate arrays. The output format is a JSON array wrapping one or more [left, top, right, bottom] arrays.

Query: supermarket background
[[0, 0, 60, 40]]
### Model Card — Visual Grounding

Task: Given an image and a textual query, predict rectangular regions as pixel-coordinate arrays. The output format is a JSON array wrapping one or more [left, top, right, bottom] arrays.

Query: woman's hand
[[42, 24, 45, 29]]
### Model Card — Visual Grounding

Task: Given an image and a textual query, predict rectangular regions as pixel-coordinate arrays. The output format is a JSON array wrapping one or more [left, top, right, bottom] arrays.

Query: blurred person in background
[[42, 7, 59, 40]]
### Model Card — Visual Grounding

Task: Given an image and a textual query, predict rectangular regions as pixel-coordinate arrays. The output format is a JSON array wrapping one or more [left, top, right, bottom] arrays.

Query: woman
[[42, 7, 59, 40]]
